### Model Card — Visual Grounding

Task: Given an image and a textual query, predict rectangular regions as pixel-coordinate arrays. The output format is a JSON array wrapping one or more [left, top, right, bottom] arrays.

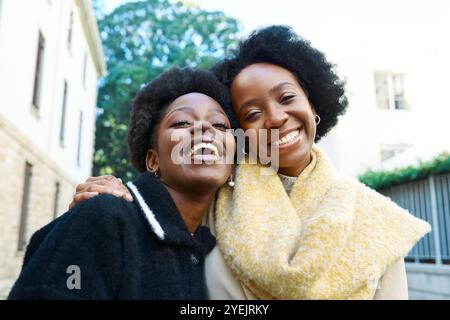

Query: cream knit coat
[[214, 146, 431, 299]]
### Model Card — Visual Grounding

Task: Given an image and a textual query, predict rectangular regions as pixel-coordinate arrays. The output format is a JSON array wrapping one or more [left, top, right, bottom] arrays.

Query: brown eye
[[171, 120, 192, 128], [244, 110, 261, 121], [213, 122, 230, 130], [280, 94, 296, 104]]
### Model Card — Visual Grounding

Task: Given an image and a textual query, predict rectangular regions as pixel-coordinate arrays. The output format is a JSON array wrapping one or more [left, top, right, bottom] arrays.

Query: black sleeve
[[8, 195, 127, 300], [22, 217, 62, 267]]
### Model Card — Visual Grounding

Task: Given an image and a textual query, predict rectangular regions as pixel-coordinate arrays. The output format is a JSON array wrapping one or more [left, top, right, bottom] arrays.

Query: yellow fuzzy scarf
[[214, 146, 431, 299]]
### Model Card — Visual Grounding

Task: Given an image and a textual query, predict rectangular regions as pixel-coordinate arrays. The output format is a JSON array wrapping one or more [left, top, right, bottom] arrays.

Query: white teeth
[[188, 143, 219, 157], [273, 130, 300, 146]]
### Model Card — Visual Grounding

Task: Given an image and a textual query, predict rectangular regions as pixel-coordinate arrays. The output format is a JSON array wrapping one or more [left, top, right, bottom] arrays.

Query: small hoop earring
[[150, 168, 160, 178], [228, 174, 235, 187], [315, 114, 321, 125]]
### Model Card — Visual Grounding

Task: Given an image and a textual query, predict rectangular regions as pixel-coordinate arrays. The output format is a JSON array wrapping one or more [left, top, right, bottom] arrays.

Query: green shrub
[[358, 152, 450, 190]]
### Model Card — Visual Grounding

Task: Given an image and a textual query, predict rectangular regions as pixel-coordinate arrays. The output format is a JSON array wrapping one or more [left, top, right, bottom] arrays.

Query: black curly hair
[[212, 25, 348, 142], [128, 66, 235, 172]]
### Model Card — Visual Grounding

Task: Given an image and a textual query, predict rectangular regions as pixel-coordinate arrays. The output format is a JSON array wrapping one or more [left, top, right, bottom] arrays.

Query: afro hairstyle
[[212, 25, 349, 142], [128, 66, 235, 172]]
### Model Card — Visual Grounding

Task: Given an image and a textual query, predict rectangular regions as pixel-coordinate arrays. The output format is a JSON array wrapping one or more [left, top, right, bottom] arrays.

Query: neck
[[278, 151, 312, 177], [163, 183, 216, 234]]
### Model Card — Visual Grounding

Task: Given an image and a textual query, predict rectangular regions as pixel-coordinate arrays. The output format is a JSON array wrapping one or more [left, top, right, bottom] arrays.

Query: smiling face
[[147, 92, 235, 194], [231, 63, 317, 176]]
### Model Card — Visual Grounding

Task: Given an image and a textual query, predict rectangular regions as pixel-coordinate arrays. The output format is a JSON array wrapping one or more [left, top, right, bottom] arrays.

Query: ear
[[310, 103, 317, 116], [146, 149, 159, 173]]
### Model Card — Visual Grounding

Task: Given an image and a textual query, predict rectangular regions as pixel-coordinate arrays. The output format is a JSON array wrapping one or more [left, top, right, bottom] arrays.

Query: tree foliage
[[93, 0, 241, 179]]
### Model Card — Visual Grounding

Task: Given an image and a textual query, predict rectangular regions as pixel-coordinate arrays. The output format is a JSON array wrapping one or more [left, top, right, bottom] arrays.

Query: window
[[67, 10, 73, 50], [392, 74, 406, 109], [77, 110, 83, 166], [53, 182, 60, 219], [18, 162, 33, 251], [380, 144, 410, 162], [32, 32, 45, 110], [374, 72, 407, 110], [59, 81, 68, 145], [82, 52, 87, 88]]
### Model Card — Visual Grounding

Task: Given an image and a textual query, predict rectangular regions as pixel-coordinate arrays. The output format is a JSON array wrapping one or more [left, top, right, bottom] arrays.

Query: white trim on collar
[[126, 181, 165, 240]]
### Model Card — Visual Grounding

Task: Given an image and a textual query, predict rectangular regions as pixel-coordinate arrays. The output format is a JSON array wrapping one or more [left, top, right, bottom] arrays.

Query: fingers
[[100, 180, 132, 201], [69, 192, 98, 209], [81, 184, 126, 197], [86, 175, 117, 182], [85, 175, 128, 194], [70, 175, 135, 209], [78, 177, 132, 200], [70, 183, 134, 209]]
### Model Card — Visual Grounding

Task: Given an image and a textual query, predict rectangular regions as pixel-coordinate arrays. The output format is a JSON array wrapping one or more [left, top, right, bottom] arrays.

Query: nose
[[191, 120, 215, 142], [192, 120, 213, 132], [263, 103, 289, 130]]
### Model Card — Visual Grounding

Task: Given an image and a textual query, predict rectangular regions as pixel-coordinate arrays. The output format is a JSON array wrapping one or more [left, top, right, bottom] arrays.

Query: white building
[[315, 12, 450, 177], [314, 12, 450, 299], [0, 0, 106, 298]]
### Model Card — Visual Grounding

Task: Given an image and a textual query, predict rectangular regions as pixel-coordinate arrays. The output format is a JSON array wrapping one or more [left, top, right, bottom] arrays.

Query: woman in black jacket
[[8, 67, 236, 299]]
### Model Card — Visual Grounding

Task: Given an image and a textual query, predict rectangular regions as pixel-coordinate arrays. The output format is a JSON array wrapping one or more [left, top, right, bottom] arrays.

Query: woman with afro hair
[[69, 26, 430, 300], [9, 67, 236, 299]]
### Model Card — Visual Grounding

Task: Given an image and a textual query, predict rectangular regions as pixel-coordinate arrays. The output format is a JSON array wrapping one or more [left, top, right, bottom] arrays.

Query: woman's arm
[[9, 195, 126, 299], [373, 258, 409, 300], [69, 175, 133, 209]]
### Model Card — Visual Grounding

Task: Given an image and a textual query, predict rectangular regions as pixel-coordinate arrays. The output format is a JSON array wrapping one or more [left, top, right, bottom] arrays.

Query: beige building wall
[[0, 0, 105, 299], [0, 115, 76, 297]]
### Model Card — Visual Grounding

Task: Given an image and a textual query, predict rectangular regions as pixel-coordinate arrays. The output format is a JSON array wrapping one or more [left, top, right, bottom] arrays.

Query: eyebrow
[[239, 99, 258, 112], [238, 82, 296, 111], [166, 106, 226, 117], [166, 106, 193, 117], [208, 108, 227, 116], [269, 81, 296, 94]]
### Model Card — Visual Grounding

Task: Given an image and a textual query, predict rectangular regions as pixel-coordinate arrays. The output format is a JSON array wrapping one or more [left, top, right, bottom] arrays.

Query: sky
[[188, 0, 450, 34], [101, 0, 450, 61], [102, 0, 450, 35]]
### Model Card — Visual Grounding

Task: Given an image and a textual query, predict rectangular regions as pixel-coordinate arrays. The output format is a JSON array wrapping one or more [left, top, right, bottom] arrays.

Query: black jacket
[[8, 172, 216, 300]]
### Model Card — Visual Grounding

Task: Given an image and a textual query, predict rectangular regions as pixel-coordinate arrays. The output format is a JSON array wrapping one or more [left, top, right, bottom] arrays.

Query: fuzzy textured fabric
[[8, 172, 216, 300], [214, 146, 431, 299]]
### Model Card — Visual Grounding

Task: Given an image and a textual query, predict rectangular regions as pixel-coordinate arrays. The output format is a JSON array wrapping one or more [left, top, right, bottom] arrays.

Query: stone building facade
[[0, 0, 106, 298]]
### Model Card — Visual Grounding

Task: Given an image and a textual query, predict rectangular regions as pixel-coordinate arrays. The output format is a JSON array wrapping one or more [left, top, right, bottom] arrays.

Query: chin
[[278, 145, 311, 171], [183, 165, 230, 188]]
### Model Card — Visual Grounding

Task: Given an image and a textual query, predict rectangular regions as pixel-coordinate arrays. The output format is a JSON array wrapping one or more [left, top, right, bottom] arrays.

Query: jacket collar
[[126, 172, 216, 254]]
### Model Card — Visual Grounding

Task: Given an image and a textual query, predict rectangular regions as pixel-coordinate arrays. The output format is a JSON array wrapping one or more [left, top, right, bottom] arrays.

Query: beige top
[[202, 173, 409, 300]]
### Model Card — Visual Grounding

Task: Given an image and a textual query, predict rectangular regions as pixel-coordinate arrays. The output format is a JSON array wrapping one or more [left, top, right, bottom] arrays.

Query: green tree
[[93, 0, 241, 179]]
